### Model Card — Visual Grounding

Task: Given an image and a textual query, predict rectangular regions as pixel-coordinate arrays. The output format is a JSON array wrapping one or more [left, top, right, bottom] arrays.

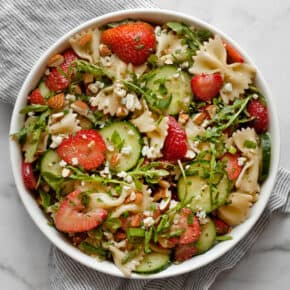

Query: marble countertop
[[1, 0, 290, 289]]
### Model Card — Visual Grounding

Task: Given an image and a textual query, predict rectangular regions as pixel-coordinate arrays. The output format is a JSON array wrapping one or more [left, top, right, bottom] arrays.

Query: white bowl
[[9, 8, 280, 279]]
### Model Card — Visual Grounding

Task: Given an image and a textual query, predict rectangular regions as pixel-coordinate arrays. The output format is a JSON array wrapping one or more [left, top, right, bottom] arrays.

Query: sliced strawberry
[[223, 41, 244, 64], [55, 190, 107, 233], [162, 116, 187, 162], [247, 99, 269, 133], [45, 49, 78, 92], [191, 73, 223, 102], [174, 243, 198, 262], [221, 153, 242, 180], [101, 22, 156, 65], [212, 217, 230, 235], [176, 208, 201, 245], [56, 129, 106, 170], [22, 161, 37, 190], [28, 88, 45, 105]]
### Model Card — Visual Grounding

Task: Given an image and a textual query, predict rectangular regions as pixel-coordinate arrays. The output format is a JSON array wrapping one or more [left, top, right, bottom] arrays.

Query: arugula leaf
[[74, 60, 104, 78], [20, 104, 49, 114], [79, 242, 107, 257], [39, 189, 52, 211], [144, 227, 153, 254], [111, 130, 125, 151]]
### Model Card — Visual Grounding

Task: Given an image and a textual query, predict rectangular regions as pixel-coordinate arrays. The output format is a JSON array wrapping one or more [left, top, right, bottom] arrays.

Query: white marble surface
[[1, 0, 290, 289]]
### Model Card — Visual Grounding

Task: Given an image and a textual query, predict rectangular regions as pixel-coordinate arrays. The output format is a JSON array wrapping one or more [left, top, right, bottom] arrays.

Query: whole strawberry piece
[[28, 88, 46, 105], [45, 49, 78, 92], [191, 73, 223, 102], [247, 99, 269, 133], [162, 116, 187, 162], [101, 22, 156, 65]]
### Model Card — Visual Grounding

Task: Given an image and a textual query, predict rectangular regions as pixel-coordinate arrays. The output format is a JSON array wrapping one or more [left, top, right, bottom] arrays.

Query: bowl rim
[[9, 8, 280, 279]]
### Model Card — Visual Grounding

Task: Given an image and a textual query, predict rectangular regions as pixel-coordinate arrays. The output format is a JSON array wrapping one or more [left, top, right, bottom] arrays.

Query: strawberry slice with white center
[[55, 190, 107, 233], [56, 129, 106, 171]]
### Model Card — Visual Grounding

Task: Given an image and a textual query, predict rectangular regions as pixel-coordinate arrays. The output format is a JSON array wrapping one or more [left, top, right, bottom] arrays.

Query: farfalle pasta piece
[[131, 109, 156, 133], [48, 110, 81, 135], [217, 192, 253, 226], [110, 204, 140, 218], [190, 35, 256, 103], [145, 116, 169, 159], [69, 27, 101, 63], [232, 128, 261, 194], [104, 244, 144, 276]]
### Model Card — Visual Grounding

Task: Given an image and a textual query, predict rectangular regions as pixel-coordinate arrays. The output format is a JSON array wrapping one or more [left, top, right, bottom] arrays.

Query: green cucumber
[[38, 81, 52, 98], [100, 121, 141, 172], [177, 174, 229, 213], [259, 132, 271, 182], [146, 66, 193, 115], [134, 252, 170, 274], [195, 218, 216, 253], [40, 150, 62, 190]]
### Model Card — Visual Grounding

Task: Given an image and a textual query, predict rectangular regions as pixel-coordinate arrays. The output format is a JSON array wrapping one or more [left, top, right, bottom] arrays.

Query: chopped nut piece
[[47, 54, 64, 67], [193, 112, 207, 125], [71, 100, 89, 116], [99, 43, 112, 57], [178, 113, 189, 124], [83, 73, 94, 84], [110, 152, 120, 167], [48, 93, 65, 110], [78, 33, 92, 46]]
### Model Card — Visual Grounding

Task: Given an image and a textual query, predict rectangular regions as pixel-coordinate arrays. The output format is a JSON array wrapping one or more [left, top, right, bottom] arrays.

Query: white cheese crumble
[[65, 94, 76, 101], [143, 216, 155, 228], [185, 149, 196, 159], [61, 168, 71, 178], [114, 83, 127, 97], [238, 157, 247, 166], [107, 144, 114, 152], [143, 210, 153, 217], [50, 135, 64, 149], [121, 146, 132, 155], [159, 197, 171, 211], [181, 61, 189, 68], [223, 82, 233, 93], [252, 93, 259, 99], [169, 200, 178, 210], [28, 112, 35, 117], [125, 175, 133, 183], [128, 129, 134, 136], [130, 191, 136, 201], [164, 58, 173, 65], [196, 210, 207, 224], [59, 160, 67, 167], [100, 161, 111, 178], [117, 171, 127, 178], [72, 157, 79, 165]]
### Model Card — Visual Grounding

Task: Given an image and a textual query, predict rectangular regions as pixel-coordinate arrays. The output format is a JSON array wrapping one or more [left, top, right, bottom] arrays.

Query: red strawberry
[[162, 116, 187, 162], [22, 161, 37, 190], [223, 41, 244, 64], [212, 217, 230, 235], [28, 88, 45, 105], [176, 208, 201, 245], [174, 244, 198, 262], [45, 49, 78, 91], [191, 73, 223, 102], [56, 129, 106, 170], [221, 153, 242, 180], [55, 190, 107, 233], [101, 22, 156, 65], [247, 99, 269, 133]]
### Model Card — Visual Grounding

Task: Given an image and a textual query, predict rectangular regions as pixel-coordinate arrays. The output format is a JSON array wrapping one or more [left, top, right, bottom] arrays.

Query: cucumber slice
[[134, 252, 170, 274], [100, 121, 141, 172], [146, 66, 193, 115], [38, 81, 52, 98], [259, 132, 271, 182], [177, 175, 229, 213], [40, 150, 62, 190], [195, 218, 216, 253]]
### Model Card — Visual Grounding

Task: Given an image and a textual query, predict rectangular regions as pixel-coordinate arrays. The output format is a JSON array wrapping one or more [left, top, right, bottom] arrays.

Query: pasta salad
[[13, 19, 271, 276]]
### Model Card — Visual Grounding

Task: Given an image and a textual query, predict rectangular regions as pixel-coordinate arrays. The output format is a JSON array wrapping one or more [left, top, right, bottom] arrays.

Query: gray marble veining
[[1, 0, 290, 289]]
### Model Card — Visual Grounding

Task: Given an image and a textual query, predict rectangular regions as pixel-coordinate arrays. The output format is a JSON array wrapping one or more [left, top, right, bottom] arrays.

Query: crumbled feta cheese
[[181, 61, 189, 68], [61, 168, 71, 178], [196, 210, 207, 224], [88, 140, 95, 148], [142, 145, 150, 156], [169, 200, 178, 210], [100, 161, 111, 178], [124, 93, 141, 111], [185, 150, 196, 159], [188, 66, 195, 74], [114, 84, 127, 97], [51, 112, 64, 121], [65, 94, 76, 101], [88, 83, 100, 94], [107, 145, 114, 152], [223, 82, 233, 93], [194, 193, 201, 200], [164, 58, 173, 65], [81, 181, 85, 187], [59, 160, 67, 167], [130, 191, 136, 201], [101, 56, 112, 67], [238, 157, 247, 166], [50, 135, 64, 148], [117, 171, 127, 178], [104, 231, 113, 239], [99, 122, 105, 129], [125, 175, 133, 183], [121, 146, 132, 155], [252, 93, 259, 99], [159, 197, 171, 211], [173, 73, 180, 78], [28, 112, 35, 117], [143, 210, 153, 217], [72, 157, 78, 165], [143, 216, 155, 228], [201, 119, 210, 128], [128, 129, 134, 136], [95, 81, 104, 89]]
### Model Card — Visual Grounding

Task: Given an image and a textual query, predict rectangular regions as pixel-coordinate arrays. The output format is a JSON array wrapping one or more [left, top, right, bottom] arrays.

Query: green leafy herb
[[74, 60, 104, 78], [144, 227, 153, 254], [79, 242, 107, 257], [20, 104, 49, 114], [39, 190, 52, 211], [111, 130, 125, 151], [244, 140, 257, 149], [103, 217, 121, 233]]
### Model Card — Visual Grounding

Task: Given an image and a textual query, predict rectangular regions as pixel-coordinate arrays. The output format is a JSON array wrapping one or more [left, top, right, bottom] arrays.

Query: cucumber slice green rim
[[195, 218, 216, 254], [145, 65, 193, 115], [100, 121, 141, 172], [259, 132, 271, 182], [134, 252, 171, 274]]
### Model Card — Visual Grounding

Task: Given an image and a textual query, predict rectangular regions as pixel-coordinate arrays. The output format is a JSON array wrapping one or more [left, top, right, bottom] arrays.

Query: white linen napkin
[[1, 1, 289, 289]]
